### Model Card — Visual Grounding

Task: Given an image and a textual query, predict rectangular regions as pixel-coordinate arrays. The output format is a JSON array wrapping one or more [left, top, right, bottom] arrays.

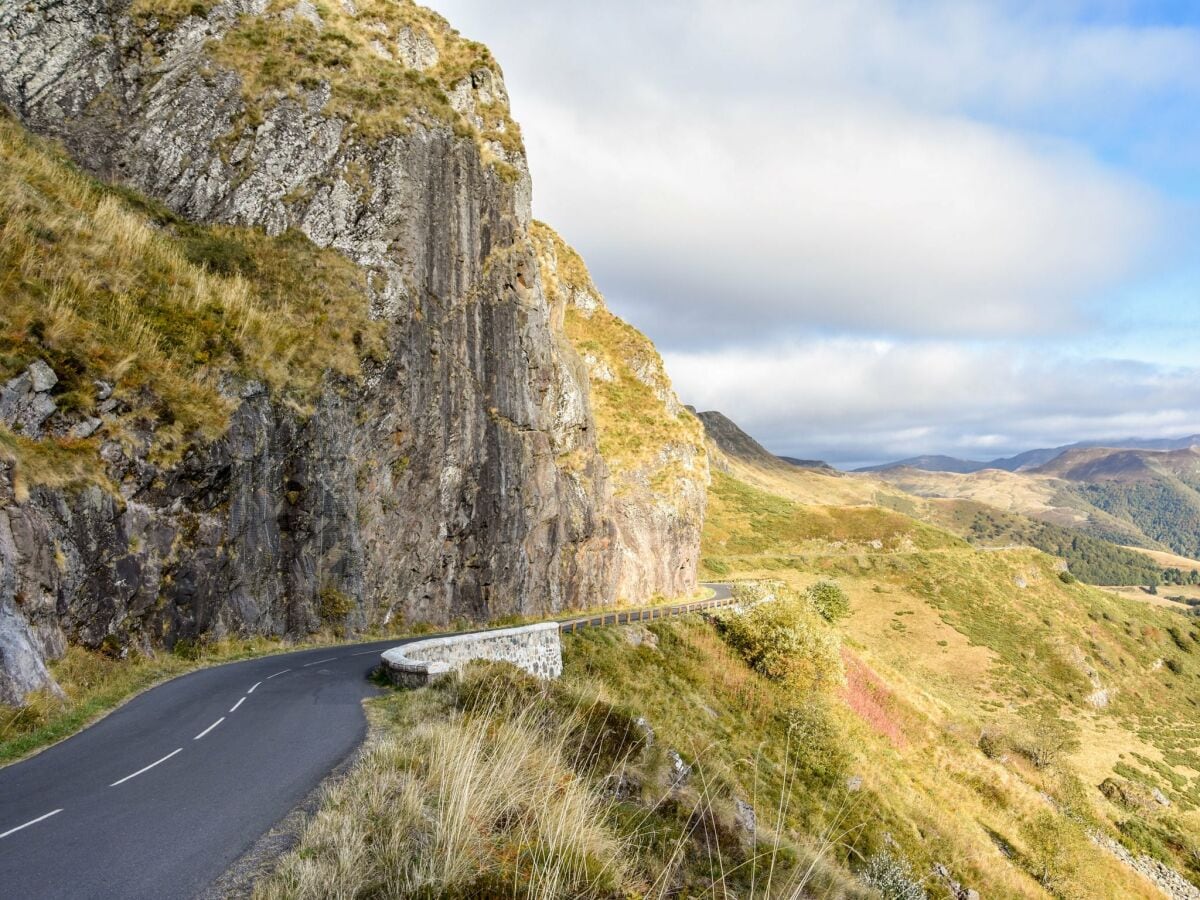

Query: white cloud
[[524, 94, 1160, 338], [428, 0, 1178, 339]]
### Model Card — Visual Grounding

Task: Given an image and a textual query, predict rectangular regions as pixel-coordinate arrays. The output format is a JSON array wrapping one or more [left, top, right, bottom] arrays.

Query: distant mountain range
[[856, 435, 1200, 474]]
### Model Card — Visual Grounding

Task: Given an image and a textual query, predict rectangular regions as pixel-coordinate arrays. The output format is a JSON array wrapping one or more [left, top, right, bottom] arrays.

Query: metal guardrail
[[558, 595, 738, 634]]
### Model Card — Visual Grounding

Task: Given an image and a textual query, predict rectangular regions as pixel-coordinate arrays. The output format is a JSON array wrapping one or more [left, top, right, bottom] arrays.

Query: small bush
[[715, 589, 842, 692], [1011, 715, 1081, 769], [317, 586, 356, 626], [806, 580, 850, 621], [1058, 571, 1077, 585]]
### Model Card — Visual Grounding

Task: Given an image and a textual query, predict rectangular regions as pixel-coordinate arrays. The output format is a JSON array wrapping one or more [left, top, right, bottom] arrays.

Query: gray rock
[[69, 418, 102, 439], [667, 749, 692, 788], [635, 716, 655, 747], [0, 362, 58, 437], [1092, 831, 1200, 900], [27, 359, 58, 393], [1153, 787, 1172, 807], [733, 797, 756, 838], [846, 774, 863, 792], [94, 381, 113, 401]]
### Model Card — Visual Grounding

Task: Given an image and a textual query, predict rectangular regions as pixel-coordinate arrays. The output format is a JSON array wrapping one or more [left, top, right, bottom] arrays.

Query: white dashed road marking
[[0, 809, 63, 840], [193, 718, 225, 741], [247, 681, 262, 694], [351, 649, 382, 656], [229, 697, 246, 713], [110, 748, 182, 787], [302, 657, 337, 668], [266, 669, 291, 680]]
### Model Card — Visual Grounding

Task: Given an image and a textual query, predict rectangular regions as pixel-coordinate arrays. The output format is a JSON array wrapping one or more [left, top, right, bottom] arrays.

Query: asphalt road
[[0, 585, 733, 899], [0, 639, 401, 900]]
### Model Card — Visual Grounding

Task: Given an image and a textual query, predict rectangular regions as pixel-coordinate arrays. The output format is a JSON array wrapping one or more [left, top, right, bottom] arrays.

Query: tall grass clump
[[260, 655, 875, 899], [259, 672, 630, 899]]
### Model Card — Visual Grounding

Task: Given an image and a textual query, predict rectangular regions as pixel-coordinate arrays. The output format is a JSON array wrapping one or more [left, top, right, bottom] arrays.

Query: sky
[[431, 0, 1200, 468]]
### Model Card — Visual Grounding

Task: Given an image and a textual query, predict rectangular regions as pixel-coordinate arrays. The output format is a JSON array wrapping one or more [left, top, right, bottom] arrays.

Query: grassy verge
[[257, 619, 872, 899]]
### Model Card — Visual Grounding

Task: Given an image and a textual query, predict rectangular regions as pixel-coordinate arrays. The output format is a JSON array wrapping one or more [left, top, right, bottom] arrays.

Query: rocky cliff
[[0, 0, 703, 703], [532, 224, 707, 603]]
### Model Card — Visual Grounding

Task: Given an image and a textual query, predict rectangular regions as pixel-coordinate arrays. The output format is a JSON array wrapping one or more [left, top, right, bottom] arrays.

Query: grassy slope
[[0, 110, 383, 486], [265, 467, 1200, 897], [704, 470, 1200, 897]]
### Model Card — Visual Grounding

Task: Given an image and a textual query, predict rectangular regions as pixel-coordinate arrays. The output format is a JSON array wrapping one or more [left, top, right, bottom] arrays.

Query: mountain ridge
[[857, 434, 1200, 474]]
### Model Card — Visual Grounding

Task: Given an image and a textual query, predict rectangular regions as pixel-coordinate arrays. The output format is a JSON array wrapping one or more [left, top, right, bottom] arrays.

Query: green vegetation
[[0, 110, 384, 487], [934, 501, 1175, 586], [807, 580, 851, 621], [1077, 478, 1200, 560], [714, 583, 843, 688]]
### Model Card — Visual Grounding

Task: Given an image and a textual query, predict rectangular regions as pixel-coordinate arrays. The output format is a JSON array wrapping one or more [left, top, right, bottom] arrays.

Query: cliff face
[[533, 224, 708, 604], [0, 0, 702, 703]]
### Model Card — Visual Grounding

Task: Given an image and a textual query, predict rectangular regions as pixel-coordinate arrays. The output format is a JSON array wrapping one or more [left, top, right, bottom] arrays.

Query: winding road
[[0, 584, 733, 899]]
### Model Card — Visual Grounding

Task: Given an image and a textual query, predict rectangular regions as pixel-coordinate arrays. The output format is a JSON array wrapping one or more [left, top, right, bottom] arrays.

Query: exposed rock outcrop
[[532, 223, 708, 603], [0, 0, 704, 702]]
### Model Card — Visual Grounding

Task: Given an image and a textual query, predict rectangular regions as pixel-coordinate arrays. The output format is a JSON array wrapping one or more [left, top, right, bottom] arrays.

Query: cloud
[[665, 340, 1200, 465], [430, 0, 1178, 341], [523, 95, 1161, 341]]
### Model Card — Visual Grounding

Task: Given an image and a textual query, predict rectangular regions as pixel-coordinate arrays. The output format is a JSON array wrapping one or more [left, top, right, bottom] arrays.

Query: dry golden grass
[[1125, 546, 1200, 570], [0, 111, 383, 482], [871, 466, 1078, 520], [258, 699, 628, 899], [718, 450, 887, 507]]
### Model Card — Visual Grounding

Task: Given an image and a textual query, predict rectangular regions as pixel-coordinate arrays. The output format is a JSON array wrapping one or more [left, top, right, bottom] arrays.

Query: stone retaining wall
[[381, 622, 562, 687], [380, 588, 737, 687]]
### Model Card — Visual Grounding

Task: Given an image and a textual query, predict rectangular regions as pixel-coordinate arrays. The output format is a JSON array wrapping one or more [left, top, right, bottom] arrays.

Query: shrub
[[806, 580, 850, 621], [1011, 715, 1081, 769], [1022, 812, 1085, 894], [1059, 571, 1077, 585], [715, 591, 842, 692], [317, 586, 356, 626]]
